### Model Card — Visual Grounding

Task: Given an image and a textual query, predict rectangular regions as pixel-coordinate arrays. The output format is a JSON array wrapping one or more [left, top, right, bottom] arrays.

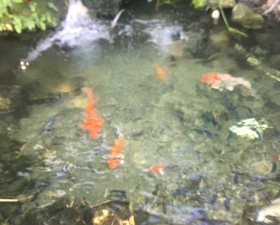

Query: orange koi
[[108, 136, 124, 169], [80, 87, 104, 139], [111, 136, 124, 156], [200, 73, 222, 84], [108, 157, 122, 169], [200, 72, 258, 98], [147, 164, 167, 172], [154, 63, 165, 80]]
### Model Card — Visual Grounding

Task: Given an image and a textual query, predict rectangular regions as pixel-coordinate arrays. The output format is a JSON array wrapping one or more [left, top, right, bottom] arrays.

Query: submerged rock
[[0, 97, 11, 111], [231, 3, 264, 29], [167, 40, 187, 59], [252, 160, 273, 174]]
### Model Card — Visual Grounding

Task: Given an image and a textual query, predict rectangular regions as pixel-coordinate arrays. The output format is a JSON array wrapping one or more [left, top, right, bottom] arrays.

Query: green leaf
[[1, 0, 9, 7], [30, 13, 40, 24], [14, 22, 22, 33], [46, 13, 52, 23], [12, 0, 23, 3], [41, 13, 47, 21], [39, 21, 46, 30], [28, 2, 37, 12], [192, 0, 206, 8], [13, 16, 22, 33], [5, 23, 13, 31], [47, 2, 58, 12], [51, 18, 57, 27], [26, 20, 35, 30]]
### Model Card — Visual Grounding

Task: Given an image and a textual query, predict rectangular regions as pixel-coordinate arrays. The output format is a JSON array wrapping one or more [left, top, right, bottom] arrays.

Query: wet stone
[[167, 40, 186, 59], [252, 160, 273, 174], [231, 3, 264, 29]]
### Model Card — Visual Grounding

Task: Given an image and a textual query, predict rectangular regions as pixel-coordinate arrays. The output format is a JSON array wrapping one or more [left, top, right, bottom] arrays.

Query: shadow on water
[[1, 0, 280, 224]]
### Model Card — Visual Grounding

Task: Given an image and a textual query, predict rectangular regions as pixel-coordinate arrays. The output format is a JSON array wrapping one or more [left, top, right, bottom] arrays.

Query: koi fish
[[154, 63, 165, 80], [80, 87, 104, 139], [200, 72, 259, 98], [200, 73, 221, 84], [108, 136, 124, 169], [147, 164, 167, 172]]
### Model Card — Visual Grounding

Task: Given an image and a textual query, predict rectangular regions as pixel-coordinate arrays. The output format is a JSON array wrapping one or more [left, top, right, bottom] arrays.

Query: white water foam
[[135, 19, 188, 47], [24, 0, 109, 62]]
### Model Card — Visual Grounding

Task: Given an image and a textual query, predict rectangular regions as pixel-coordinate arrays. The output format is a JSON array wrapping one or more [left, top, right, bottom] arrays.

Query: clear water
[[1, 1, 280, 224]]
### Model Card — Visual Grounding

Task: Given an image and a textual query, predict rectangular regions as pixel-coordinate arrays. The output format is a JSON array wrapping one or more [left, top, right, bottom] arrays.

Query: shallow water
[[1, 2, 280, 225]]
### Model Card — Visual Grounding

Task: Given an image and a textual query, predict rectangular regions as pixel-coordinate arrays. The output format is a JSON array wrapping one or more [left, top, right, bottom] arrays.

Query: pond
[[1, 0, 280, 224]]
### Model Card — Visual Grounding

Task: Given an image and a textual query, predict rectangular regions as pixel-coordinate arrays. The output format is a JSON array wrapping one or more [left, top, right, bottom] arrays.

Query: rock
[[86, 0, 121, 19], [167, 40, 186, 59], [252, 160, 273, 174], [231, 3, 264, 29], [255, 33, 277, 50], [267, 54, 280, 70], [0, 97, 11, 111], [209, 29, 230, 49], [0, 85, 20, 112]]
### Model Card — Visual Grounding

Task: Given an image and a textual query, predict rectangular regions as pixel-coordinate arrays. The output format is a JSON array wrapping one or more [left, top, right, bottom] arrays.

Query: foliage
[[0, 0, 58, 33], [218, 0, 248, 39], [155, 0, 185, 11], [192, 0, 206, 8], [190, 0, 247, 39]]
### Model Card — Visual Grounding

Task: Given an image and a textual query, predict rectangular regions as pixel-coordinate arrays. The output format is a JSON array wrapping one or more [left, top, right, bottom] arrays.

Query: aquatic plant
[[191, 0, 247, 38], [0, 0, 58, 33], [192, 0, 206, 8], [155, 0, 184, 11], [218, 0, 248, 39]]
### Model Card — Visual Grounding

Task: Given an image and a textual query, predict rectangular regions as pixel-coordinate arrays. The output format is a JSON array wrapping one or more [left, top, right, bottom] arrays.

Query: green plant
[[155, 0, 184, 11], [0, 0, 58, 33], [218, 1, 247, 39], [192, 0, 206, 8]]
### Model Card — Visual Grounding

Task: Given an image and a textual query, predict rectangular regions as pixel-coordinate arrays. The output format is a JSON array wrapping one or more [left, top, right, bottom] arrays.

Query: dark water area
[[1, 1, 280, 225]]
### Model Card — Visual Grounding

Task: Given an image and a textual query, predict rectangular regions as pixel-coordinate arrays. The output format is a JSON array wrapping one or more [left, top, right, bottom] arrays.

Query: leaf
[[28, 2, 37, 12], [30, 13, 40, 24], [13, 16, 22, 33], [5, 23, 13, 31], [14, 22, 22, 33], [47, 2, 58, 12], [1, 0, 9, 7], [46, 13, 52, 23], [51, 18, 57, 27], [192, 0, 206, 8], [41, 13, 47, 21], [39, 21, 46, 30], [12, 0, 23, 3], [26, 20, 35, 30]]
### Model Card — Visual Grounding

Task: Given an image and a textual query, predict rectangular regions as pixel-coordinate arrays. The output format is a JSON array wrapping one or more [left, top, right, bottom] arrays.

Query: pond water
[[1, 1, 280, 225]]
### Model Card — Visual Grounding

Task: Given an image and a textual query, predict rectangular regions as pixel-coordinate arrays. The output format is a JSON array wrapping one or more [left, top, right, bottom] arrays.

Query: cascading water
[[24, 0, 110, 62]]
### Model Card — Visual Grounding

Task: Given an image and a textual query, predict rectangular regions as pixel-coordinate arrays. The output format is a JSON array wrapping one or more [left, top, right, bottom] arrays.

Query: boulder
[[231, 3, 264, 29]]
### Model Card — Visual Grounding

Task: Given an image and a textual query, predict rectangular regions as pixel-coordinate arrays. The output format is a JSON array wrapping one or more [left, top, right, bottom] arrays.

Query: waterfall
[[24, 0, 110, 62]]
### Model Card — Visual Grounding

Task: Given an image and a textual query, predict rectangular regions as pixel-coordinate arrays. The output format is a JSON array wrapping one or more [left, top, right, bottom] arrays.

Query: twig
[[0, 195, 33, 203], [91, 200, 114, 208]]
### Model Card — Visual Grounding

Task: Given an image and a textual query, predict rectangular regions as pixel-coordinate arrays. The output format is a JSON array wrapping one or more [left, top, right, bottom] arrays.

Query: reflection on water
[[1, 2, 280, 225]]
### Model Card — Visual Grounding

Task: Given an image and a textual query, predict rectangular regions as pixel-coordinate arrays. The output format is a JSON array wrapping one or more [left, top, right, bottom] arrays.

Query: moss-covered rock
[[231, 3, 264, 29]]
